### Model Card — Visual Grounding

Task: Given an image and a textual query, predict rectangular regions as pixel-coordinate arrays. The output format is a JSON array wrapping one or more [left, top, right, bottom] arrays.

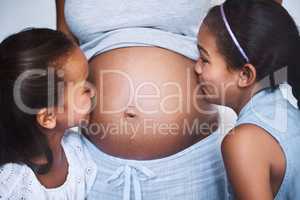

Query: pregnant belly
[[86, 46, 219, 160]]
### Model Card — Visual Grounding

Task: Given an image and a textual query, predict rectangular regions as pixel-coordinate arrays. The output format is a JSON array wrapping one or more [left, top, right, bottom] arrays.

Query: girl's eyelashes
[[82, 86, 91, 94], [83, 88, 89, 94], [199, 56, 210, 64], [80, 82, 90, 94]]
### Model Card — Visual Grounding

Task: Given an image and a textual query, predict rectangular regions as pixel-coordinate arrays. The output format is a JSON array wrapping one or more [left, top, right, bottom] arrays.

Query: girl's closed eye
[[76, 80, 89, 94], [82, 85, 91, 94], [82, 82, 95, 98], [199, 56, 210, 66], [197, 44, 211, 66]]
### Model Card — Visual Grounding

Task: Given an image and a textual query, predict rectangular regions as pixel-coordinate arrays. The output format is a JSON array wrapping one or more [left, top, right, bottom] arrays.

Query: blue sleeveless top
[[236, 86, 300, 199], [64, 0, 222, 60]]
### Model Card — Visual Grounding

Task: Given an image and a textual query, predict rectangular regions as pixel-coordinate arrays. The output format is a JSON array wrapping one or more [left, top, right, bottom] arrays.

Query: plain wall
[[0, 0, 299, 41], [0, 0, 56, 41]]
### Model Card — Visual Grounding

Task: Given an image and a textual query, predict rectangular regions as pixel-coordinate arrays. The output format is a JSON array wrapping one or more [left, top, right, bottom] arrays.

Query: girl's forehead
[[198, 25, 218, 55], [61, 47, 88, 82]]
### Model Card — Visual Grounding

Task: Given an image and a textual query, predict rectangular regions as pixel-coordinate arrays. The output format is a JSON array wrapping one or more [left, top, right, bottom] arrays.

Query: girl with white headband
[[195, 0, 300, 199]]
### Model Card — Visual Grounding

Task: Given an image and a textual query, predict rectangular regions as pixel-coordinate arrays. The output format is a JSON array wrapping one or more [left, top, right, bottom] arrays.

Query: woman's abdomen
[[86, 47, 219, 159]]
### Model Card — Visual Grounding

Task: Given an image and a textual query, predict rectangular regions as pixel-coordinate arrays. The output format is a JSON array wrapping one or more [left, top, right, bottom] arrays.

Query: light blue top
[[64, 0, 220, 60], [236, 86, 300, 199]]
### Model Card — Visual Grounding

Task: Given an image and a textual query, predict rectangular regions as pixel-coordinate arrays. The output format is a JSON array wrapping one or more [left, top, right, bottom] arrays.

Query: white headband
[[220, 4, 250, 63]]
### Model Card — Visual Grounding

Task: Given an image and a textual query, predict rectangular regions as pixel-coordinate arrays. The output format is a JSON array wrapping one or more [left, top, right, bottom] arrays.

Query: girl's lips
[[197, 77, 202, 84], [196, 76, 210, 95], [201, 87, 206, 95], [197, 79, 207, 94]]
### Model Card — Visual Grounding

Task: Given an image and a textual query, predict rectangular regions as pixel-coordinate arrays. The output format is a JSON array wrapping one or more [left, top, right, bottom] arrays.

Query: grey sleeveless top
[[64, 0, 222, 60], [236, 86, 300, 199]]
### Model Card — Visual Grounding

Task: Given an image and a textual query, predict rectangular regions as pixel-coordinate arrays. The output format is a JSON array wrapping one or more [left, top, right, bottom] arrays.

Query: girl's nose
[[194, 62, 202, 75]]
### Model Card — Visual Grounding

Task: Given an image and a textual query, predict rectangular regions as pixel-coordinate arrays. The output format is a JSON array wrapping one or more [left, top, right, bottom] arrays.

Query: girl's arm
[[221, 125, 274, 200], [55, 0, 79, 44]]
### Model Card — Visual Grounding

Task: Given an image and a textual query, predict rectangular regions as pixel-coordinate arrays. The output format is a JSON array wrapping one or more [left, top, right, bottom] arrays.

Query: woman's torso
[[64, 0, 220, 159], [87, 47, 219, 159], [64, 0, 213, 46]]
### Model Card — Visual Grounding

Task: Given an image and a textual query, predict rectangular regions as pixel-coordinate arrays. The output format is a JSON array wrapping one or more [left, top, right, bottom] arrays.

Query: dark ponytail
[[203, 0, 300, 109], [0, 28, 75, 173], [288, 36, 300, 109]]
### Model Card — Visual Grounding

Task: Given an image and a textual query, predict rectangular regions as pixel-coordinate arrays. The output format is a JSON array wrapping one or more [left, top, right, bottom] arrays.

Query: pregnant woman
[[56, 0, 231, 199]]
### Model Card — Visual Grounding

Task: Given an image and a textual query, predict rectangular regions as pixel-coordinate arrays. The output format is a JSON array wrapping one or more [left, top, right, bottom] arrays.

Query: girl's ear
[[36, 108, 57, 129], [237, 63, 257, 88]]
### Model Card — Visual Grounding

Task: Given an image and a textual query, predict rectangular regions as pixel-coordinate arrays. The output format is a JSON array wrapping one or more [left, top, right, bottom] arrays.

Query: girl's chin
[[202, 95, 221, 105], [200, 88, 222, 105]]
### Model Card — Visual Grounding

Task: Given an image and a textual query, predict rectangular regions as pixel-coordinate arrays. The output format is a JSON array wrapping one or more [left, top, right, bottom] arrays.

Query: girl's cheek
[[201, 69, 211, 82], [78, 95, 92, 113], [201, 66, 210, 78]]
